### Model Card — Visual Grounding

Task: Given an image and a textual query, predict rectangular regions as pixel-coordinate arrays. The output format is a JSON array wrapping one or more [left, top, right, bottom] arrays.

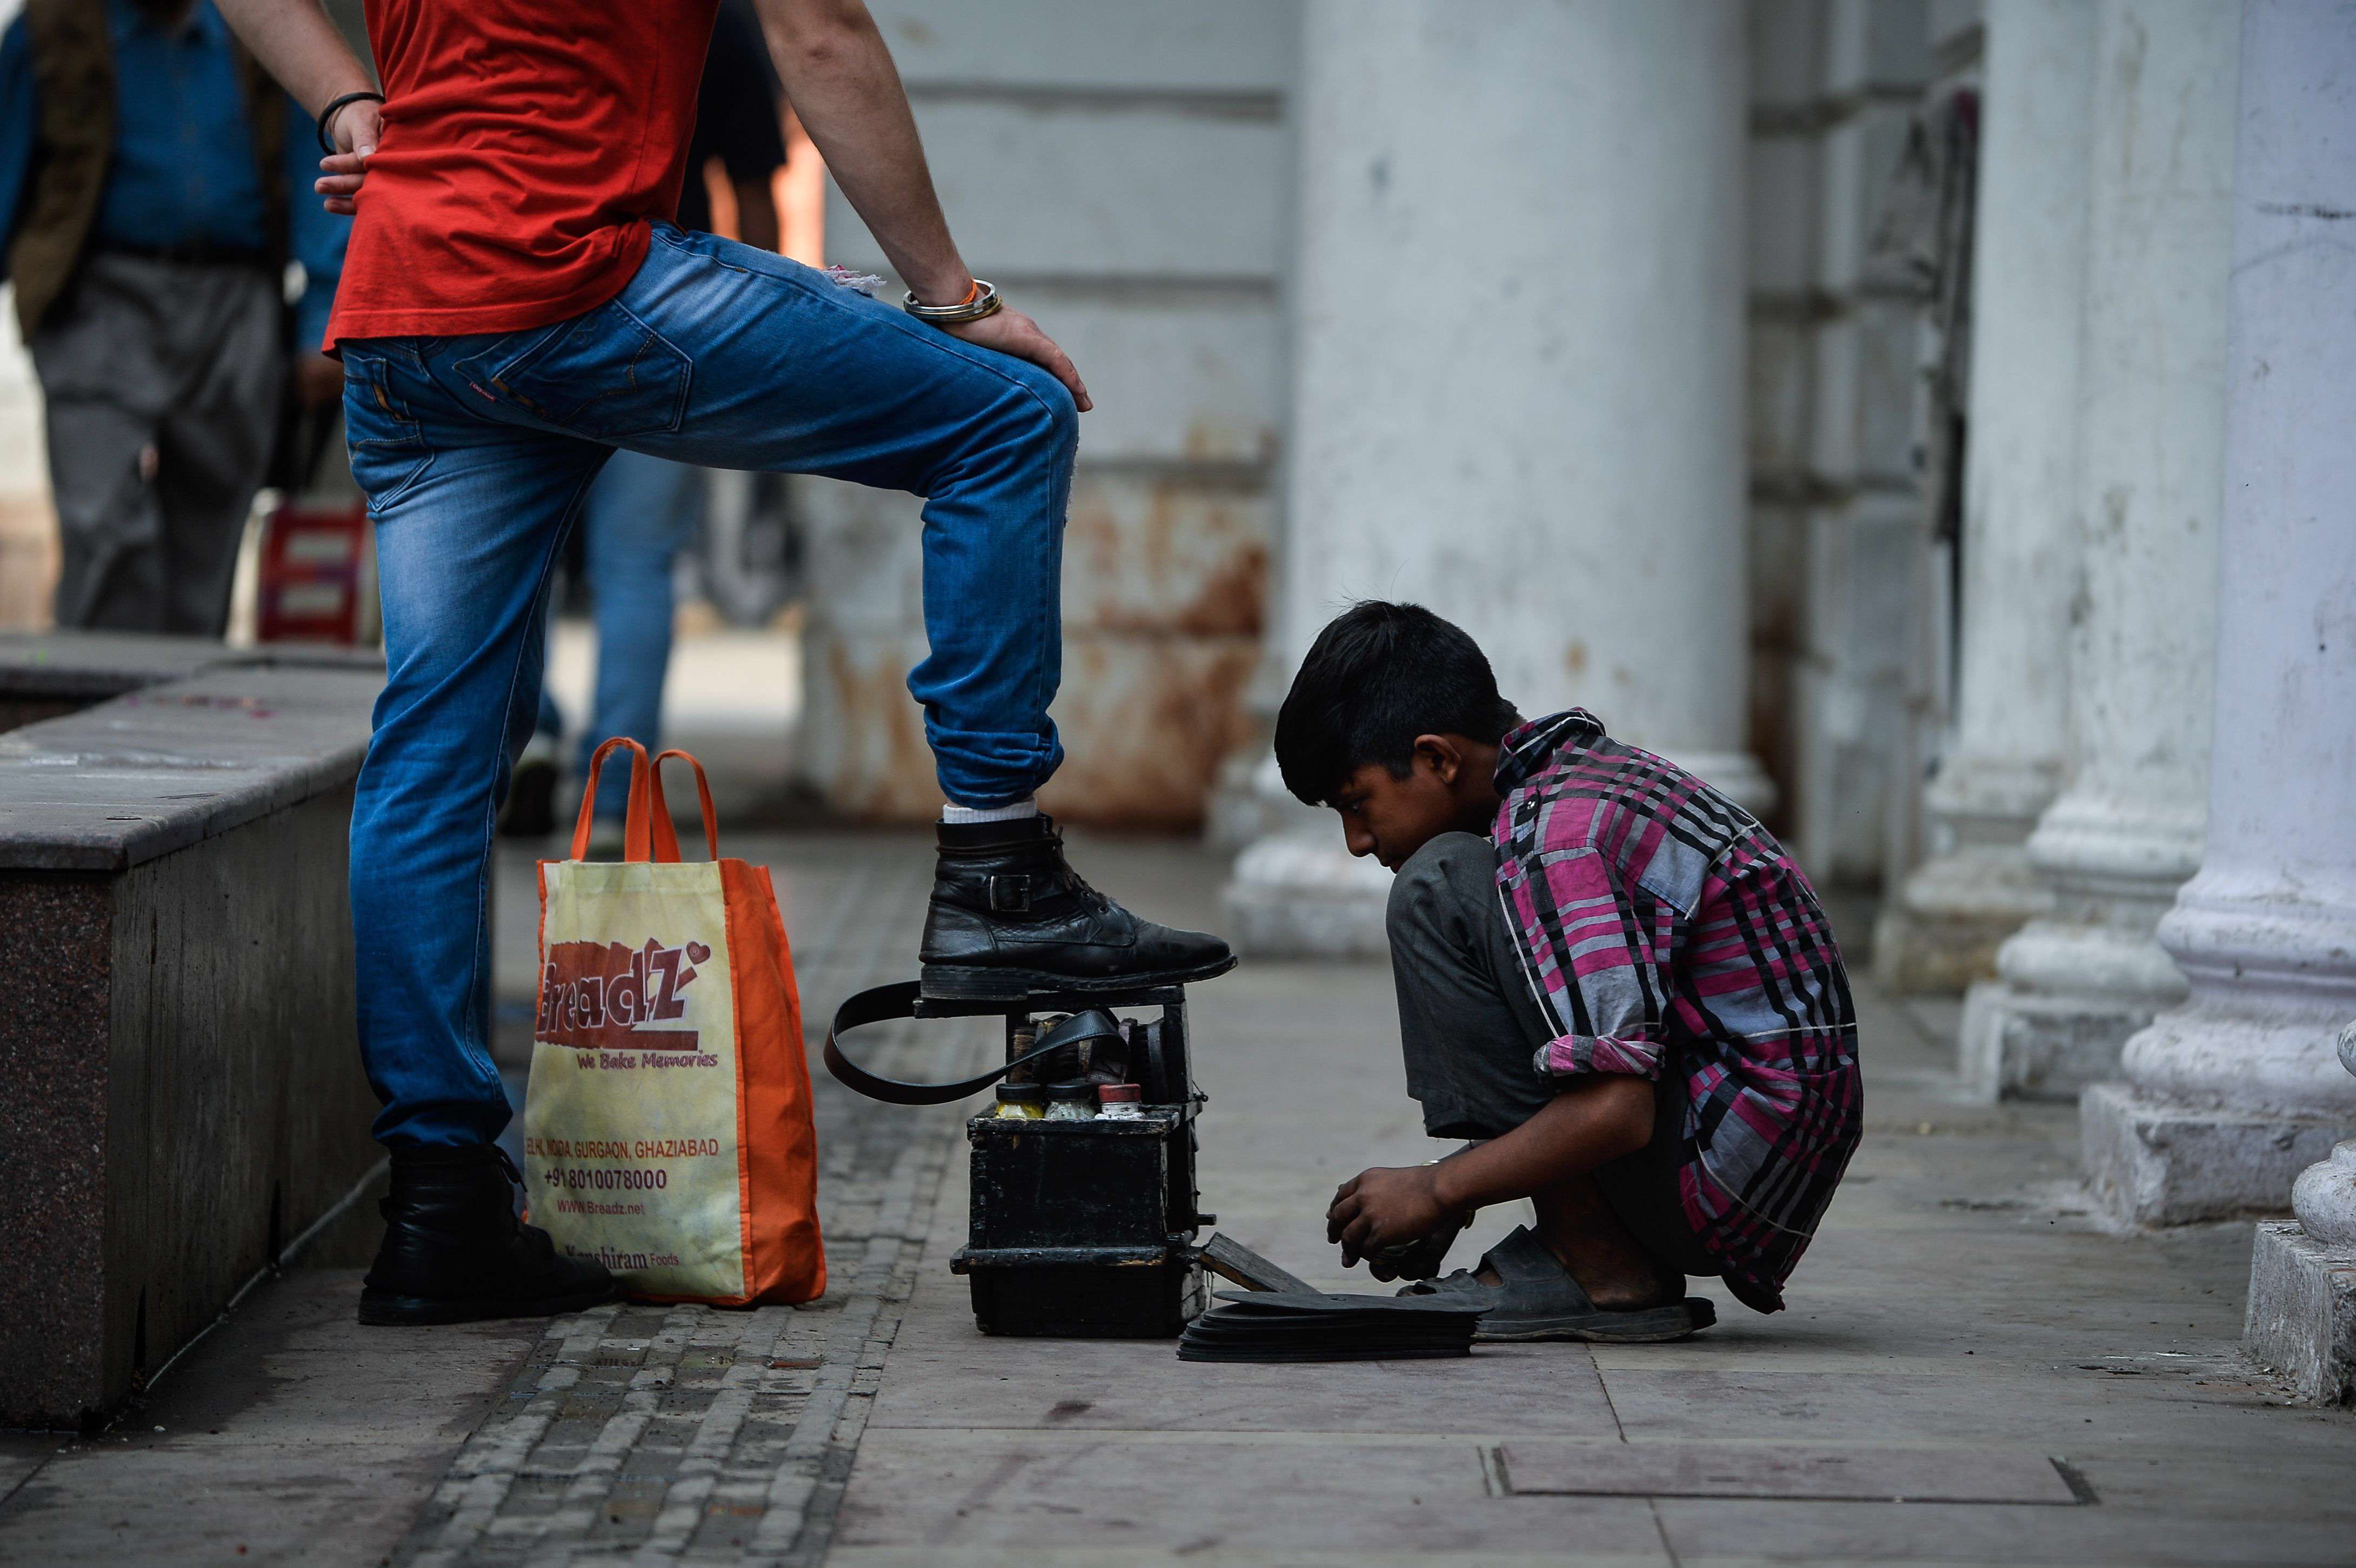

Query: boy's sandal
[[1395, 1225, 1715, 1343]]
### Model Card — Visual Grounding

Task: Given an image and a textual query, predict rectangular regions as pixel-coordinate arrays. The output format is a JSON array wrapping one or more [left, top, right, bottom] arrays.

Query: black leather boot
[[358, 1144, 616, 1326], [920, 813, 1236, 1001]]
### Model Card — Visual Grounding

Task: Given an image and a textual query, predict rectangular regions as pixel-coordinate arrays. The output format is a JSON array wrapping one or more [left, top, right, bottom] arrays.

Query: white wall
[[1746, 0, 1936, 881], [0, 0, 49, 628], [0, 293, 41, 494], [796, 0, 1296, 824]]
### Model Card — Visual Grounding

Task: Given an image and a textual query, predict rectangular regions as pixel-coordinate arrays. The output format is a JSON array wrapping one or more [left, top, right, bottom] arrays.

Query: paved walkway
[[827, 849, 2356, 1566], [393, 837, 985, 1567], [3, 832, 2351, 1565]]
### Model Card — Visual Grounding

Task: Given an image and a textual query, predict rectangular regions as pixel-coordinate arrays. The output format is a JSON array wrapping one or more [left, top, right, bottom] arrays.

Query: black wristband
[[316, 91, 386, 155]]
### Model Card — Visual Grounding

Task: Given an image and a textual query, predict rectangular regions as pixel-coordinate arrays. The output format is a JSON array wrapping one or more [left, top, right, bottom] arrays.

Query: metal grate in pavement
[[1491, 1443, 2092, 1505], [396, 843, 989, 1567]]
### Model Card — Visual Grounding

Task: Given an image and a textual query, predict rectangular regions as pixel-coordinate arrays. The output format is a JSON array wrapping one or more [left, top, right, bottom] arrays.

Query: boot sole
[[357, 1281, 616, 1326], [919, 952, 1238, 1003]]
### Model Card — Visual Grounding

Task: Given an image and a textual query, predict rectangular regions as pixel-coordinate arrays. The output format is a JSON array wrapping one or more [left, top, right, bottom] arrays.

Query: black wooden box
[[944, 986, 1210, 1337], [952, 1109, 1207, 1336]]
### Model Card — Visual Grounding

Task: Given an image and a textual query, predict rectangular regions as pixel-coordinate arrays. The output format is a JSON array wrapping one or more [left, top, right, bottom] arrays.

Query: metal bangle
[[316, 90, 386, 154], [903, 280, 1003, 326]]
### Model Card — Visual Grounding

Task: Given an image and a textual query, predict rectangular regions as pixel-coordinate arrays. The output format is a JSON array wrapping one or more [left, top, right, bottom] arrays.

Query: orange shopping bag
[[523, 738, 824, 1305]]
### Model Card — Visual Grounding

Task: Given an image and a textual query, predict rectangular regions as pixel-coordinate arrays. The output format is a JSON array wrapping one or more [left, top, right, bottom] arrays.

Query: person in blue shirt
[[0, 0, 350, 635]]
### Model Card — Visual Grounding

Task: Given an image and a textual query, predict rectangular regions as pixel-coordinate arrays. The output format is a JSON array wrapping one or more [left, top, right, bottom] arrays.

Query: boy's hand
[[1327, 1165, 1450, 1269]]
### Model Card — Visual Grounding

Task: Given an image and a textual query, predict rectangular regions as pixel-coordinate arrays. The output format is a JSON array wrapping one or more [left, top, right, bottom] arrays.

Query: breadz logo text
[[537, 938, 710, 1051]]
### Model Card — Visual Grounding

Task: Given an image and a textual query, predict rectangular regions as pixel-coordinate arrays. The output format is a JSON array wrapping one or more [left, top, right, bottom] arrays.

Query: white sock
[[940, 797, 1039, 825]]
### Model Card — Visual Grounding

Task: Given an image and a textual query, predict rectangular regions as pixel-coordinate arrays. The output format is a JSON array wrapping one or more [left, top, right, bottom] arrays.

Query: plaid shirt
[[1491, 710, 1861, 1312]]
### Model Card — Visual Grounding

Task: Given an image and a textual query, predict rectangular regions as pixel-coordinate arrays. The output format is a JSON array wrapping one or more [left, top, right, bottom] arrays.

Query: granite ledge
[[0, 631, 383, 700], [0, 663, 382, 872]]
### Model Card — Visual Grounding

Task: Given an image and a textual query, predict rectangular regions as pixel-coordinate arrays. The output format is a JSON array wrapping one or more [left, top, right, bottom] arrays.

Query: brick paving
[[396, 842, 992, 1568]]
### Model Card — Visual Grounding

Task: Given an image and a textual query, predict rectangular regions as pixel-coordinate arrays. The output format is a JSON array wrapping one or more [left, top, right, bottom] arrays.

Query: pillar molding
[[1224, 0, 1759, 955], [2246, 1024, 2356, 1406], [1954, 0, 2234, 1100], [2287, 1024, 2356, 1253], [1874, 0, 2093, 995], [2081, 0, 2356, 1240]]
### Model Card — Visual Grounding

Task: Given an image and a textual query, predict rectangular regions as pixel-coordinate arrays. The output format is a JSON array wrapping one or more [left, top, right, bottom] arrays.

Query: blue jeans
[[342, 224, 1077, 1146], [533, 449, 706, 820]]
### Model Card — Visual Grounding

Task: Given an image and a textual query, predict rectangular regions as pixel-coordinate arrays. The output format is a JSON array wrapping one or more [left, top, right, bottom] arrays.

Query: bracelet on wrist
[[903, 278, 1002, 328], [316, 90, 386, 155]]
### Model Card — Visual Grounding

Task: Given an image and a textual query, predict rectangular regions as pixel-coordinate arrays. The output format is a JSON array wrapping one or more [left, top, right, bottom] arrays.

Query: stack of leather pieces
[[1177, 1288, 1483, 1363]]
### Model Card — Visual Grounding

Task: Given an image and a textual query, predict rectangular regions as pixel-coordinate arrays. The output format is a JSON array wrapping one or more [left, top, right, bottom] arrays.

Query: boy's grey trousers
[[1387, 830, 1717, 1277]]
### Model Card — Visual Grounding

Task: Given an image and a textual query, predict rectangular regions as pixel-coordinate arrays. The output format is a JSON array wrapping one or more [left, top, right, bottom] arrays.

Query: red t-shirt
[[325, 0, 720, 346]]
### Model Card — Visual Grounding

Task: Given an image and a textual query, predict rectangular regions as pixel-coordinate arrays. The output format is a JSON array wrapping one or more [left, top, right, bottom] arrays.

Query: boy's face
[[1328, 737, 1498, 870]]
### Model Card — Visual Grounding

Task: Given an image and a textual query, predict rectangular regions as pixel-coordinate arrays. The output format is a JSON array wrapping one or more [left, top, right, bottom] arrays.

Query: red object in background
[[257, 502, 370, 645]]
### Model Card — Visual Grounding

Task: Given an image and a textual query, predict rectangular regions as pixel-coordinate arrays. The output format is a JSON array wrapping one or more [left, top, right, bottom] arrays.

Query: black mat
[[1176, 1289, 1484, 1363]]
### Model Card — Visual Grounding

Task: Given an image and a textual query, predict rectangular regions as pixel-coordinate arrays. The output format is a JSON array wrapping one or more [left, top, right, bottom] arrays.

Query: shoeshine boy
[[1277, 602, 1862, 1340]]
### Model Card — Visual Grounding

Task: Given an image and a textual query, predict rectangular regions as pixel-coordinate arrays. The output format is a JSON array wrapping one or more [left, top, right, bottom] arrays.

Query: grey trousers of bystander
[[1387, 830, 1719, 1279], [29, 252, 284, 635]]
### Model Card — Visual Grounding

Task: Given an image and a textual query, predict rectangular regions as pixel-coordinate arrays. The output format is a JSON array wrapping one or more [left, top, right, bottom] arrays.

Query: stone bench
[[0, 632, 384, 1429]]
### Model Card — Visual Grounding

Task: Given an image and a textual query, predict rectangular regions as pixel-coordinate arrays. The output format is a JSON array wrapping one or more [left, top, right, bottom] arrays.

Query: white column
[[2246, 1019, 2356, 1404], [1872, 1, 2092, 996], [1226, 0, 1758, 956], [2288, 1033, 2356, 1252], [1953, 0, 2234, 1100], [2081, 1, 2356, 1245]]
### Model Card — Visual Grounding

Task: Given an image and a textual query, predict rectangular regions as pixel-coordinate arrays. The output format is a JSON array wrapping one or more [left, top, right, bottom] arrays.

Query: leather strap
[[823, 982, 1126, 1106]]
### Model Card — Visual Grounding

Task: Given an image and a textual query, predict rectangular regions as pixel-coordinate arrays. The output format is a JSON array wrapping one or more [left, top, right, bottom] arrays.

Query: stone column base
[[1872, 846, 2052, 996], [2080, 1083, 2356, 1227], [1872, 904, 2020, 997], [2245, 1222, 2356, 1405], [1220, 828, 1391, 958], [1659, 749, 1778, 820], [1957, 982, 2160, 1102]]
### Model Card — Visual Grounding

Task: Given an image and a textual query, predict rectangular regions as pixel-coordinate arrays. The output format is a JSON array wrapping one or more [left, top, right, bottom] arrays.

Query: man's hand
[[315, 97, 383, 216], [948, 305, 1092, 411], [1326, 1165, 1450, 1270], [211, 0, 379, 212], [752, 3, 1099, 406]]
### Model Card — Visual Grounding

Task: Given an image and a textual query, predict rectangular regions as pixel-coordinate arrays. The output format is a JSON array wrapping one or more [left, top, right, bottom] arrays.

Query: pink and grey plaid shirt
[[1491, 710, 1861, 1312]]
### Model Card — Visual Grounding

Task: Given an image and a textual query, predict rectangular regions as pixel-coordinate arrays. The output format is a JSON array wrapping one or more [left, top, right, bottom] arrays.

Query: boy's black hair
[[1273, 600, 1522, 805]]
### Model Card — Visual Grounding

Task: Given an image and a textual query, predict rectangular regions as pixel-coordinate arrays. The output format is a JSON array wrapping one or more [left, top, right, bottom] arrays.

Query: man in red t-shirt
[[217, 0, 1233, 1326]]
